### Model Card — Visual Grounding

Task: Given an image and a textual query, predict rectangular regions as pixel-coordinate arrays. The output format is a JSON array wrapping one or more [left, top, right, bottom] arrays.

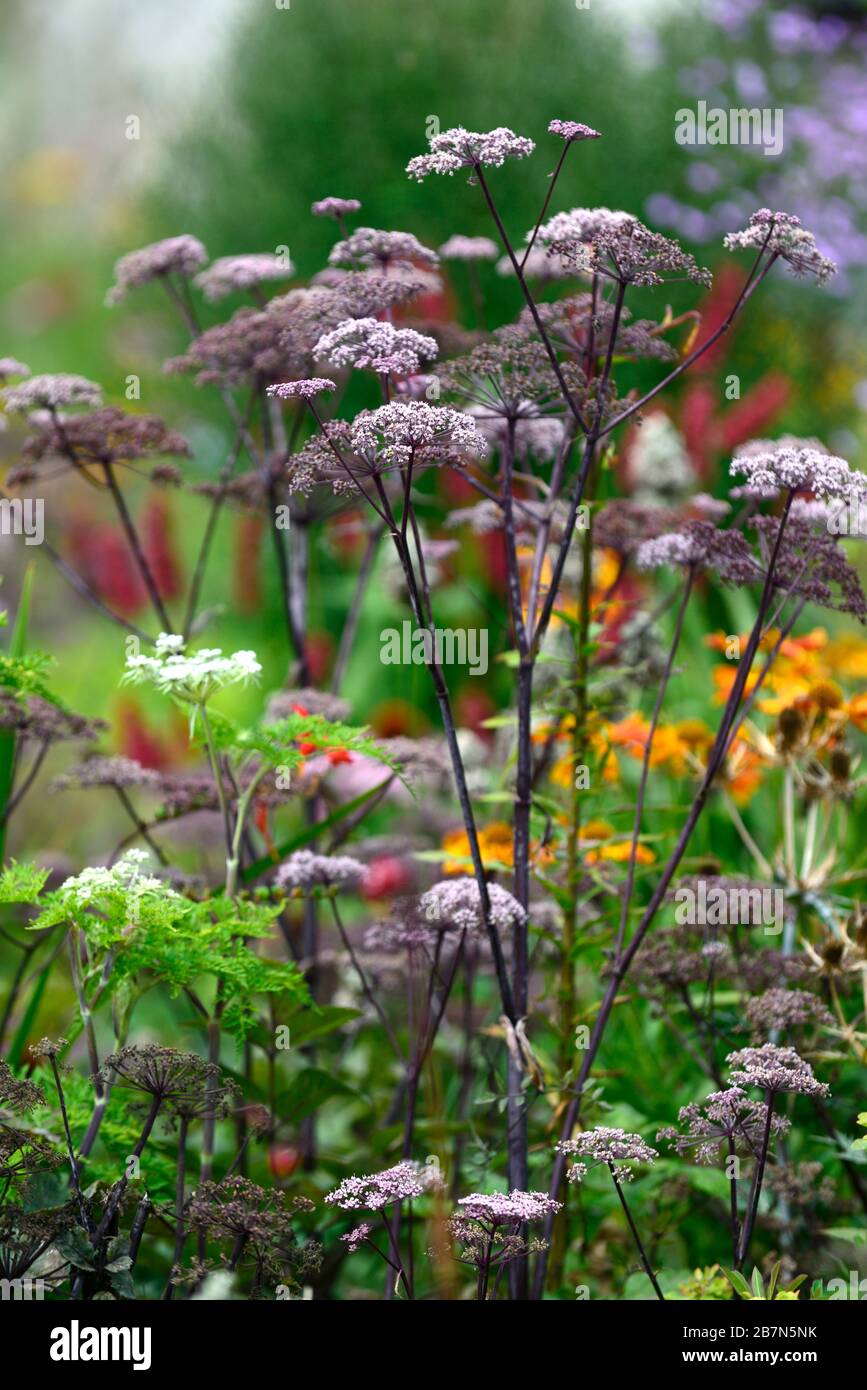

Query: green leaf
[[0, 567, 33, 861], [109, 1267, 136, 1298], [722, 1268, 752, 1299], [277, 1005, 360, 1049], [7, 960, 52, 1070], [0, 859, 50, 904], [767, 1260, 781, 1300], [56, 1227, 97, 1271], [277, 1068, 354, 1123], [105, 1236, 131, 1269], [823, 1226, 867, 1246]]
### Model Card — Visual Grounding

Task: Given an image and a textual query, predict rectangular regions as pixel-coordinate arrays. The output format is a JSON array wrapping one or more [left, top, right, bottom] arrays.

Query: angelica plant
[[1, 104, 865, 1308]]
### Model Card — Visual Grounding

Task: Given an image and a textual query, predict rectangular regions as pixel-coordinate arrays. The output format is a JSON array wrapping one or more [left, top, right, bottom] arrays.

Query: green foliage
[[14, 851, 310, 1041], [28, 851, 191, 940], [0, 859, 50, 904], [30, 1065, 178, 1203], [211, 707, 407, 779], [676, 1265, 734, 1301], [723, 1262, 808, 1302]]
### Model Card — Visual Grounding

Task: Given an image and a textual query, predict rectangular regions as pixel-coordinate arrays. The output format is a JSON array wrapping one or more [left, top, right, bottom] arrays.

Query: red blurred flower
[[68, 518, 145, 616], [456, 686, 495, 739], [234, 514, 263, 612], [142, 493, 183, 600], [361, 855, 414, 900], [304, 631, 333, 684], [268, 1144, 301, 1179], [326, 747, 353, 766], [369, 698, 424, 738], [115, 694, 187, 770]]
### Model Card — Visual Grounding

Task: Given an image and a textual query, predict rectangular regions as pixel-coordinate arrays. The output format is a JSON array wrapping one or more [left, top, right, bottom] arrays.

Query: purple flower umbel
[[548, 118, 601, 143], [312, 196, 362, 219], [724, 209, 836, 286], [106, 234, 207, 304], [325, 1160, 441, 1211], [557, 1126, 658, 1183], [726, 1043, 830, 1098], [407, 126, 535, 180], [267, 378, 337, 401]]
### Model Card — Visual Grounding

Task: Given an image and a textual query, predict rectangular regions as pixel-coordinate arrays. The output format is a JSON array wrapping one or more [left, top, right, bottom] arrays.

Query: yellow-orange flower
[[719, 737, 767, 805], [605, 714, 694, 774], [847, 694, 867, 731], [825, 635, 867, 681], [442, 821, 514, 874], [706, 626, 842, 715], [585, 840, 655, 866], [675, 718, 714, 752], [711, 664, 762, 705], [578, 819, 614, 841]]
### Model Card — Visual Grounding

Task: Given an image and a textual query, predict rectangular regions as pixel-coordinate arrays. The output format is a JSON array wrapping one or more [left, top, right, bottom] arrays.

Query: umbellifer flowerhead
[[274, 849, 364, 893], [657, 1087, 790, 1164], [311, 197, 362, 219], [729, 442, 867, 502], [548, 118, 601, 143], [324, 1160, 442, 1211], [438, 235, 499, 262], [635, 521, 760, 585], [407, 127, 535, 180], [106, 234, 207, 304], [122, 633, 262, 705], [0, 357, 30, 381], [314, 318, 439, 377], [95, 1045, 238, 1119], [557, 1126, 658, 1182], [1, 373, 102, 413], [340, 1222, 372, 1252], [328, 227, 438, 272], [724, 209, 836, 286], [456, 1190, 562, 1226], [193, 253, 293, 302], [266, 378, 337, 401], [419, 877, 527, 934], [725, 1043, 830, 1098]]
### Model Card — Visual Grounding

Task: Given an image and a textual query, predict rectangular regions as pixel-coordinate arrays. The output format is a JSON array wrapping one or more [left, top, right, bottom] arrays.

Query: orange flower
[[707, 627, 831, 713], [675, 718, 714, 752], [531, 839, 557, 867], [720, 737, 766, 805], [606, 713, 651, 757], [578, 819, 614, 841], [442, 822, 513, 874], [847, 694, 867, 731], [825, 635, 867, 681], [711, 665, 761, 705], [605, 714, 692, 774], [585, 840, 655, 866]]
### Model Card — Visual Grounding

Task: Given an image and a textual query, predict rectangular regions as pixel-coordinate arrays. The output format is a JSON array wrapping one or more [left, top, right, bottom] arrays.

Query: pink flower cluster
[[407, 126, 535, 180], [325, 1160, 442, 1211]]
